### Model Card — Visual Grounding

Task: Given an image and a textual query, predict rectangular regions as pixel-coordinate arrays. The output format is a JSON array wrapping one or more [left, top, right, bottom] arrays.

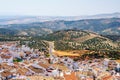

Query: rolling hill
[[40, 29, 119, 51]]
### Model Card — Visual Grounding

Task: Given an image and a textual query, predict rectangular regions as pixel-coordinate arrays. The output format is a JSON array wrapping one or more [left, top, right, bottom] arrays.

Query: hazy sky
[[0, 0, 120, 16]]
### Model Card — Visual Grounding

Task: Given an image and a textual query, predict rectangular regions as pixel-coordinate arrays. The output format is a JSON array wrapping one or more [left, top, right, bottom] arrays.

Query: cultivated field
[[53, 50, 90, 57]]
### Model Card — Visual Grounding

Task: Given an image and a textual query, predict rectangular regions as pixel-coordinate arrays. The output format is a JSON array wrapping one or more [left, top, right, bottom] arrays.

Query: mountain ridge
[[0, 12, 120, 25], [0, 18, 119, 36]]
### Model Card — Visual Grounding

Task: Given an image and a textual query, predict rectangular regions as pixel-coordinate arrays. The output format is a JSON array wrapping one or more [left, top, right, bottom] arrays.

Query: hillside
[[102, 35, 120, 42], [40, 29, 119, 51], [42, 30, 90, 41], [0, 28, 17, 36]]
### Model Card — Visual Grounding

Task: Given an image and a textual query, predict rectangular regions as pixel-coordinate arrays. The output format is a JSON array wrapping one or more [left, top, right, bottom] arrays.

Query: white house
[[0, 55, 13, 63], [0, 57, 3, 63]]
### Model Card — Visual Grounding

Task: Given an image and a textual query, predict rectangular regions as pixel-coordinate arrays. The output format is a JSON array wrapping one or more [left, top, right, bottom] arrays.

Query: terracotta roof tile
[[29, 66, 44, 73], [17, 68, 29, 75], [38, 62, 50, 69], [1, 70, 12, 77], [64, 72, 77, 80], [0, 54, 11, 59]]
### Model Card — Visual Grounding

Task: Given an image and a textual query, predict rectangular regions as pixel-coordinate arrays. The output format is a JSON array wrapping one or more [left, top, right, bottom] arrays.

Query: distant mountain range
[[0, 12, 120, 25], [0, 13, 120, 36], [0, 18, 120, 36]]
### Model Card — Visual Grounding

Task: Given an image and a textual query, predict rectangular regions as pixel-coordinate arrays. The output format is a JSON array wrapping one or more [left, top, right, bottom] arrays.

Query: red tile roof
[[64, 72, 78, 80]]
